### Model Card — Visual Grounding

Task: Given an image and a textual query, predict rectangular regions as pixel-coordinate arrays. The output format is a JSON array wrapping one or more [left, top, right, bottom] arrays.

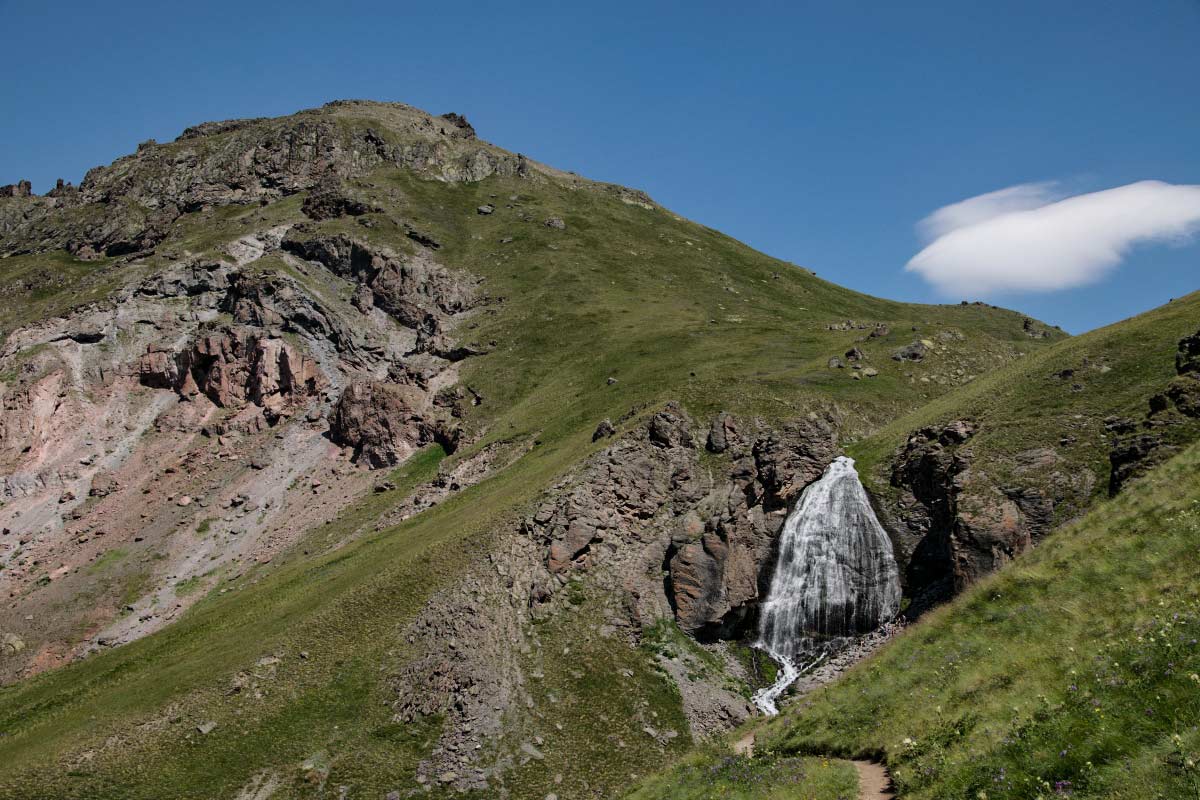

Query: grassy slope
[[630, 438, 1200, 800], [0, 107, 1069, 798], [628, 748, 859, 800], [849, 289, 1200, 527]]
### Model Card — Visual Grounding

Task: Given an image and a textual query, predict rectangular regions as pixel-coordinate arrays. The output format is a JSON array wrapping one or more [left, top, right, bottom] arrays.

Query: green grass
[[663, 438, 1200, 800], [849, 290, 1200, 527], [627, 747, 859, 800], [85, 547, 129, 575], [0, 250, 143, 340]]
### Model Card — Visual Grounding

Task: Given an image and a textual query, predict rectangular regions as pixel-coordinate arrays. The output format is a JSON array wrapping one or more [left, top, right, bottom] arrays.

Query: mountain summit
[[0, 101, 1194, 799]]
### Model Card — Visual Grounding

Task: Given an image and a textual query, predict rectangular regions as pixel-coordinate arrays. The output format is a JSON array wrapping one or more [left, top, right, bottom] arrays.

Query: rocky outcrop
[[0, 180, 33, 198], [1177, 330, 1200, 375], [892, 340, 929, 362], [521, 406, 839, 639], [884, 420, 1058, 615], [1109, 327, 1200, 493], [0, 101, 538, 260], [138, 326, 324, 423], [706, 411, 738, 453], [300, 178, 378, 221], [281, 233, 477, 334], [329, 380, 450, 468]]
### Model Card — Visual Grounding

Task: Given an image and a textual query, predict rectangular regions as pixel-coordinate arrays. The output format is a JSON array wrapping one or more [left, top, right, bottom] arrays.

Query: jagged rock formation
[[882, 420, 1061, 615], [523, 406, 840, 639], [382, 404, 844, 788], [0, 186, 482, 681], [0, 101, 652, 262], [138, 326, 324, 426], [0, 180, 33, 198], [329, 379, 450, 467], [1108, 327, 1200, 492], [280, 232, 478, 346]]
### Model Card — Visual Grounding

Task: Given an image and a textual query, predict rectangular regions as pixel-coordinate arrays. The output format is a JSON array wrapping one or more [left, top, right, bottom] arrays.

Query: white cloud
[[906, 180, 1200, 296], [916, 182, 1061, 243]]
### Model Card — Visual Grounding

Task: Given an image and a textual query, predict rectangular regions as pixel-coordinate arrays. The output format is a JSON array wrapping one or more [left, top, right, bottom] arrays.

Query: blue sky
[[2, 0, 1198, 333]]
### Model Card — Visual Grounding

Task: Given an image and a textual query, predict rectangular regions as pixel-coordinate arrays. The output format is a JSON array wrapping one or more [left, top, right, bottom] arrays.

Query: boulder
[[706, 412, 738, 453], [892, 341, 928, 362], [648, 404, 694, 449], [329, 380, 443, 468], [1, 632, 25, 655], [668, 533, 729, 633]]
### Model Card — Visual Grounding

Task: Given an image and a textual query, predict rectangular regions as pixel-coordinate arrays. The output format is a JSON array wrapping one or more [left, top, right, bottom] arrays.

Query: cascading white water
[[752, 456, 901, 714]]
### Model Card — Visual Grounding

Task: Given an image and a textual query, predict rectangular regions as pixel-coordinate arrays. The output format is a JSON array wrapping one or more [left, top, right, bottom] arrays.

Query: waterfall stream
[[752, 456, 901, 715]]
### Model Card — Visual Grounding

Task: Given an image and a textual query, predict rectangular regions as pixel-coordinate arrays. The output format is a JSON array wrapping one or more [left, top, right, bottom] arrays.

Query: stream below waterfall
[[752, 456, 901, 715]]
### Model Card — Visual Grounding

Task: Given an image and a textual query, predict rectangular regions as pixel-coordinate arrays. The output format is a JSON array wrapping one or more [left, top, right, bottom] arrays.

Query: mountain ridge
[[2, 100, 1191, 800]]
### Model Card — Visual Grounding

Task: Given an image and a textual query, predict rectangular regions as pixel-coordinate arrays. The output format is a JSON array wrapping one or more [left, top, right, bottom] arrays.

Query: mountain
[[0, 100, 1191, 799]]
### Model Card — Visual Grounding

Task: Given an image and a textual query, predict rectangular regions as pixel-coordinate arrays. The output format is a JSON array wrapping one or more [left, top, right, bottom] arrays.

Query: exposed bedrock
[[138, 326, 324, 424], [1108, 327, 1200, 493], [522, 405, 840, 640], [882, 420, 1054, 617], [329, 379, 458, 468], [282, 233, 476, 322], [390, 405, 841, 785], [0, 102, 530, 259], [0, 220, 487, 679]]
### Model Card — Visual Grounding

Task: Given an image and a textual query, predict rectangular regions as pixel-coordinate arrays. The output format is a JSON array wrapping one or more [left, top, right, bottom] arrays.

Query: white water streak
[[752, 456, 901, 714]]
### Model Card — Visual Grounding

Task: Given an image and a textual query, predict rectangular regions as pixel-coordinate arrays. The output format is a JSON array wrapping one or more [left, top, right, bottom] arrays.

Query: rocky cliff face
[[878, 326, 1200, 617], [1107, 328, 1200, 493], [0, 195, 482, 684], [882, 420, 1101, 615], [381, 403, 843, 789], [524, 406, 839, 641]]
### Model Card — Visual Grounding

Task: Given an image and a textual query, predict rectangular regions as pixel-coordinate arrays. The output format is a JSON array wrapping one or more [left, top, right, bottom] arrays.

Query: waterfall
[[752, 456, 901, 715]]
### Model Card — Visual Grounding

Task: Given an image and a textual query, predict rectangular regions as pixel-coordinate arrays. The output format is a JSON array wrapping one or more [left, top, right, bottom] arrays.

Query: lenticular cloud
[[906, 181, 1200, 295]]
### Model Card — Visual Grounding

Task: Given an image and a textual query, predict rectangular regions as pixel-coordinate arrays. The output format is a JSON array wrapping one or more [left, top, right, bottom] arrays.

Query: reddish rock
[[329, 380, 442, 468], [138, 327, 323, 421]]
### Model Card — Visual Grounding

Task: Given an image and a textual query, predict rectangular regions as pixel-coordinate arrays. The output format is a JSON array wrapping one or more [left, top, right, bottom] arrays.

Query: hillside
[[849, 290, 1200, 614], [0, 99, 1178, 800], [628, 431, 1200, 799]]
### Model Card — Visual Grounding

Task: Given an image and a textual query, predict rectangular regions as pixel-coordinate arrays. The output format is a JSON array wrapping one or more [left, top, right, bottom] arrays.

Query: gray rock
[[1178, 328, 1200, 374], [592, 419, 616, 441], [476, 204, 494, 215], [892, 341, 929, 362], [706, 411, 737, 453]]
